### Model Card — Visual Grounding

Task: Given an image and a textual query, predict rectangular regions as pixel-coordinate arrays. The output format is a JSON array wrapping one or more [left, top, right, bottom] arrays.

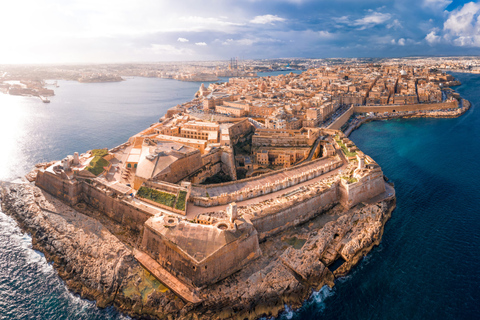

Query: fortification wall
[[141, 224, 260, 287], [191, 158, 342, 206], [338, 170, 385, 208], [81, 183, 154, 231], [327, 106, 354, 130], [250, 184, 338, 240], [220, 148, 237, 180], [353, 100, 457, 114], [154, 152, 203, 184], [36, 171, 82, 205], [252, 134, 315, 147], [228, 119, 253, 144]]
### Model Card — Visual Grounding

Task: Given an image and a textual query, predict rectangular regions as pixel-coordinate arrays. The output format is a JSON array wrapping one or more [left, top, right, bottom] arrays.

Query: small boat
[[40, 96, 50, 103]]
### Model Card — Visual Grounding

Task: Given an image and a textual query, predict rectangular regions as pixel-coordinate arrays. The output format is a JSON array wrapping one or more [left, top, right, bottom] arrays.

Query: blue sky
[[1, 0, 479, 63]]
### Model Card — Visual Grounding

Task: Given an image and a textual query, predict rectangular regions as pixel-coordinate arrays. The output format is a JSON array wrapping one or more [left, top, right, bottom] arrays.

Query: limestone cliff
[[1, 183, 395, 320]]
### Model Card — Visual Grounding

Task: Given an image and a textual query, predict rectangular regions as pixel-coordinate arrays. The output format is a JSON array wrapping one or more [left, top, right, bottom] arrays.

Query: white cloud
[[317, 30, 333, 38], [250, 14, 286, 24], [387, 19, 402, 29], [425, 30, 441, 44], [353, 12, 392, 30], [150, 44, 194, 56], [443, 2, 480, 46], [177, 37, 189, 42], [195, 42, 207, 46], [444, 2, 480, 35], [422, 0, 452, 10], [398, 38, 406, 46]]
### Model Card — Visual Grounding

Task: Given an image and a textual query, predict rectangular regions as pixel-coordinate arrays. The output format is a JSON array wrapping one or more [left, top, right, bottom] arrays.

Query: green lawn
[[175, 190, 188, 211], [86, 156, 110, 176], [91, 149, 109, 157], [335, 138, 357, 158], [137, 186, 176, 208]]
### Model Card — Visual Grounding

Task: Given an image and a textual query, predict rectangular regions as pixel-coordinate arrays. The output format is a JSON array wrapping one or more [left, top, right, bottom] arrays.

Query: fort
[[0, 64, 470, 320]]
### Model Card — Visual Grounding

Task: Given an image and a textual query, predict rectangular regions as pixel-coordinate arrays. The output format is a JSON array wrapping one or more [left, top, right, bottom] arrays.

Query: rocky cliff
[[1, 183, 395, 320]]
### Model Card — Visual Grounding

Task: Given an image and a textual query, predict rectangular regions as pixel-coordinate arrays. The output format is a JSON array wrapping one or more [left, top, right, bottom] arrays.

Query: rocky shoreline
[[1, 182, 395, 320]]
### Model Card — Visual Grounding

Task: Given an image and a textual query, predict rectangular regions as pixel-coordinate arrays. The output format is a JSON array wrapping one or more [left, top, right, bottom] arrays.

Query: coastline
[[0, 182, 396, 320], [0, 70, 471, 320]]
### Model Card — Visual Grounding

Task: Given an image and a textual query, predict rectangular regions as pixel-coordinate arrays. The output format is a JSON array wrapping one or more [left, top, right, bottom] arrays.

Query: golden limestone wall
[[353, 100, 458, 113], [327, 106, 354, 130], [35, 172, 154, 232], [228, 119, 254, 144], [154, 152, 203, 184], [141, 224, 261, 287], [36, 171, 82, 204], [251, 184, 339, 241], [338, 169, 385, 208], [81, 183, 154, 231], [191, 158, 342, 207]]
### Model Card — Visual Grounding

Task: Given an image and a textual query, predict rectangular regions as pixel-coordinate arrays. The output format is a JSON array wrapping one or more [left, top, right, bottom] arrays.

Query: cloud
[[250, 14, 286, 24], [425, 30, 441, 44], [422, 0, 453, 10], [177, 37, 189, 42], [195, 42, 207, 46], [317, 30, 333, 38], [387, 19, 402, 29], [443, 2, 480, 46], [353, 12, 392, 29], [398, 38, 406, 46], [149, 44, 194, 56]]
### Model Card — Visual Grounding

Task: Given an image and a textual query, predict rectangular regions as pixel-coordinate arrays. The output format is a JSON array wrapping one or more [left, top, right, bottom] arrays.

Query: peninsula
[[0, 61, 469, 320]]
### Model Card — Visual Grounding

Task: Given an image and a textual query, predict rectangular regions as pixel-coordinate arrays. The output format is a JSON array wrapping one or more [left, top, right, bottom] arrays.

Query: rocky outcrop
[[0, 184, 182, 319], [1, 183, 395, 320]]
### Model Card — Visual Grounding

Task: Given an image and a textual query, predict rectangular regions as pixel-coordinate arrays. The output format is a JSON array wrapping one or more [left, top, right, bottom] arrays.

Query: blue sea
[[1, 71, 479, 319]]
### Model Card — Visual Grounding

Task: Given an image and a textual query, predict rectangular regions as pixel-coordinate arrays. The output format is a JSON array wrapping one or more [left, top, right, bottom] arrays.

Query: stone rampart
[[339, 169, 385, 208], [141, 221, 261, 288], [81, 183, 154, 231], [353, 100, 457, 114], [250, 184, 339, 240], [36, 170, 82, 205], [327, 106, 354, 130], [191, 157, 343, 207]]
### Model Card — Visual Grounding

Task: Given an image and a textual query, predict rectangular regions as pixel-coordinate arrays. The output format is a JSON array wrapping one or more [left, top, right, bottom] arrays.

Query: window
[[127, 163, 131, 168]]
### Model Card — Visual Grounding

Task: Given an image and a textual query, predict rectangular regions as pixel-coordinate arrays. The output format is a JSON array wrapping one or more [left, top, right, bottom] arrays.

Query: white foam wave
[[311, 285, 335, 312]]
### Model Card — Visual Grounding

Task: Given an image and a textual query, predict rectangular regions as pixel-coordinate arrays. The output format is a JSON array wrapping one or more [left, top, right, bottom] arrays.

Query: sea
[[0, 70, 479, 319]]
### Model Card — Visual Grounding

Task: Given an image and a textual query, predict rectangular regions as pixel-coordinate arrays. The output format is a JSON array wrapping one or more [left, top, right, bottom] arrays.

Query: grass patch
[[86, 156, 110, 176], [91, 149, 109, 157], [175, 190, 187, 211], [137, 186, 176, 207], [342, 176, 358, 184], [335, 138, 357, 158]]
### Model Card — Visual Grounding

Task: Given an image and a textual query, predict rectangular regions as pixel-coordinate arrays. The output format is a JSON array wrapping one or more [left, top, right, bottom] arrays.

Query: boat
[[40, 96, 50, 103]]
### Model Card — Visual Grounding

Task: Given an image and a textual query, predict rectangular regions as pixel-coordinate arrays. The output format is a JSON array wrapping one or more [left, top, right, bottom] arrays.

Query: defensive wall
[[327, 106, 354, 130], [190, 156, 343, 207], [36, 170, 82, 204], [252, 128, 318, 147], [249, 184, 339, 240], [353, 100, 458, 114], [339, 169, 386, 209], [227, 119, 254, 144], [81, 181, 154, 231], [184, 147, 237, 183], [141, 216, 261, 288]]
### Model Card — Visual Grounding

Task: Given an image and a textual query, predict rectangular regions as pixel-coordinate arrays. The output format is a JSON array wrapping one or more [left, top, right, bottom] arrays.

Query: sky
[[1, 0, 480, 63]]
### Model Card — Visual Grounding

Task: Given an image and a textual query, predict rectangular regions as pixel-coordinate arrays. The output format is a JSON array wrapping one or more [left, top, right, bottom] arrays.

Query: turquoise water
[[1, 72, 479, 319], [280, 73, 480, 319]]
